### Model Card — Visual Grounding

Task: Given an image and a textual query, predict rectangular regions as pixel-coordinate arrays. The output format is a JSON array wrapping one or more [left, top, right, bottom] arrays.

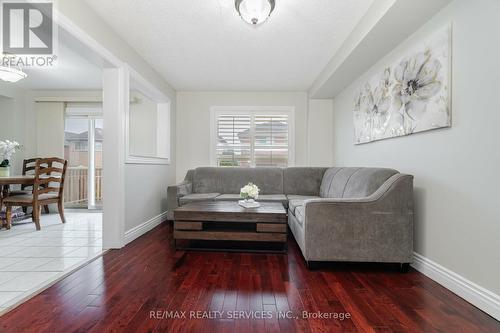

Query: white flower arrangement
[[240, 182, 260, 200], [0, 140, 21, 167]]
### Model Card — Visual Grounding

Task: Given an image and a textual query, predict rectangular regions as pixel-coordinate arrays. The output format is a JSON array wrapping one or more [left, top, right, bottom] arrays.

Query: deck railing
[[64, 167, 102, 206]]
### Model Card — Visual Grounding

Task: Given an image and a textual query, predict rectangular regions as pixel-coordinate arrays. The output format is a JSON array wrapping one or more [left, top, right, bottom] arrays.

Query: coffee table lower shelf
[[173, 221, 288, 253]]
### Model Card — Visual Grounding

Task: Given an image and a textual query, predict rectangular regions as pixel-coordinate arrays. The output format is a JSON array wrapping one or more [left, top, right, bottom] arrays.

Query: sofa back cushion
[[320, 167, 398, 198], [283, 167, 327, 196], [193, 167, 284, 194], [319, 167, 344, 198], [192, 168, 219, 193], [185, 169, 195, 182]]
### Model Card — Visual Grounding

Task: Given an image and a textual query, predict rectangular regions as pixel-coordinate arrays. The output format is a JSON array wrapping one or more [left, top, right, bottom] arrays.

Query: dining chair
[[3, 157, 68, 230], [7, 158, 50, 214]]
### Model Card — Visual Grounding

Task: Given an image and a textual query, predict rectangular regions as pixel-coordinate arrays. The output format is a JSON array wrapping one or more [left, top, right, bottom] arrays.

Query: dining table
[[0, 175, 35, 226], [0, 175, 35, 195]]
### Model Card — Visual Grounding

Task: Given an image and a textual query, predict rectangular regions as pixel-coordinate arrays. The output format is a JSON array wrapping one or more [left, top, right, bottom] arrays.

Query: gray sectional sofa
[[167, 167, 414, 267]]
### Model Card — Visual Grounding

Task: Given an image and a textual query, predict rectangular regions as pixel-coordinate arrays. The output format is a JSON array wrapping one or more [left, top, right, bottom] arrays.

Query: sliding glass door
[[64, 106, 103, 209]]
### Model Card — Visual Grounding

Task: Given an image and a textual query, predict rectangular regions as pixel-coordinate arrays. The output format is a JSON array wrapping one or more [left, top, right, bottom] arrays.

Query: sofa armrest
[[302, 174, 414, 262], [305, 173, 413, 206], [166, 181, 192, 220]]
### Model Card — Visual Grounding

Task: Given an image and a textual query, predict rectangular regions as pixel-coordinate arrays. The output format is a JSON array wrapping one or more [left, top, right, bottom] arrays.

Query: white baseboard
[[124, 211, 168, 245], [412, 252, 500, 321]]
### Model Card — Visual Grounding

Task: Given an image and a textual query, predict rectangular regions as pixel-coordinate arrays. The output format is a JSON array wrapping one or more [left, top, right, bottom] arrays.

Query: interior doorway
[[64, 105, 103, 210]]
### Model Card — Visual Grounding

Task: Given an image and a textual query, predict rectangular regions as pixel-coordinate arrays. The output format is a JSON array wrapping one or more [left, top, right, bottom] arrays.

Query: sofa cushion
[[216, 193, 287, 203], [179, 193, 220, 205], [288, 200, 302, 215], [319, 167, 398, 198], [320, 167, 360, 198], [215, 194, 241, 201], [258, 194, 287, 203], [286, 195, 320, 201], [319, 167, 343, 197], [287, 195, 319, 215], [283, 167, 326, 196], [343, 168, 398, 198], [192, 168, 220, 193], [192, 167, 283, 194]]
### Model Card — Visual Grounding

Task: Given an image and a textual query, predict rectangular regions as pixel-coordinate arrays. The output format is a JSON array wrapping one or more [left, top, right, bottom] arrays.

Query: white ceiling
[[85, 0, 374, 91], [0, 28, 103, 91]]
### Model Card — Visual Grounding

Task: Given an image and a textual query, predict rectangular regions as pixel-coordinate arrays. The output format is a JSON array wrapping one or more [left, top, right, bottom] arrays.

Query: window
[[64, 107, 103, 209], [74, 141, 88, 152], [211, 107, 294, 167], [216, 114, 252, 167]]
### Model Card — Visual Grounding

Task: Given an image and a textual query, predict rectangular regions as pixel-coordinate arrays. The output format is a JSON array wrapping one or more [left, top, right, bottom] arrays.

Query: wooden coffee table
[[173, 201, 288, 253]]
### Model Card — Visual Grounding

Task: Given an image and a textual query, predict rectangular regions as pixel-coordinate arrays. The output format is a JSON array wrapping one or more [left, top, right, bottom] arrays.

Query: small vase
[[0, 166, 10, 177], [244, 198, 255, 203]]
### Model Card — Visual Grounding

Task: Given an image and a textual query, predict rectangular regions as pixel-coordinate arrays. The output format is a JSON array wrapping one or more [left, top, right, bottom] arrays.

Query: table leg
[[0, 185, 7, 228], [1, 185, 10, 199], [5, 206, 12, 230]]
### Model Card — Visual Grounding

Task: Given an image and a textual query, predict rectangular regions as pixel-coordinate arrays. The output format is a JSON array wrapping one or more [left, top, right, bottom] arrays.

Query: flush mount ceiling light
[[0, 66, 27, 83], [0, 55, 27, 83], [235, 0, 276, 26]]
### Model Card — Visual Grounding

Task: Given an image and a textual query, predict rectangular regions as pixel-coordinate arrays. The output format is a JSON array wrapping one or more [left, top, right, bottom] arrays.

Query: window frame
[[210, 106, 295, 168]]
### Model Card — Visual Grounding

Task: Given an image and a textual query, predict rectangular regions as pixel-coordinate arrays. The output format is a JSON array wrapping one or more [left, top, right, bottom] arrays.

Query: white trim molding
[[412, 252, 500, 321], [124, 211, 169, 245], [102, 67, 127, 249]]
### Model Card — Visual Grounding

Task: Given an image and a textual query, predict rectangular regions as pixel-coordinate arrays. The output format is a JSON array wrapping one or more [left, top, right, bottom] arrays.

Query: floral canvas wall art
[[353, 26, 451, 144]]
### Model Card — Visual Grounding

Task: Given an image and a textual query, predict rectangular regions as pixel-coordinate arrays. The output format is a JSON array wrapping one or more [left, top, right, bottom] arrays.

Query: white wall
[[0, 90, 103, 172], [124, 99, 176, 232], [308, 99, 334, 167], [35, 102, 65, 158], [0, 95, 21, 170], [0, 95, 16, 145], [0, 88, 25, 174], [0, 96, 15, 138], [24, 90, 103, 162], [331, 0, 500, 295], [176, 92, 335, 182], [129, 91, 158, 157], [176, 91, 309, 181], [58, 1, 177, 235]]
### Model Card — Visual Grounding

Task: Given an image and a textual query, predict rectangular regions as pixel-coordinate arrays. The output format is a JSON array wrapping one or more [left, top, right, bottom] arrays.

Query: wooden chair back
[[33, 157, 68, 200], [21, 158, 41, 190]]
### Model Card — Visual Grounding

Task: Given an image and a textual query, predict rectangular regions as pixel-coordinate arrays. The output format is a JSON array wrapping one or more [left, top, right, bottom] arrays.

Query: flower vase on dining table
[[0, 140, 21, 178], [0, 166, 9, 177]]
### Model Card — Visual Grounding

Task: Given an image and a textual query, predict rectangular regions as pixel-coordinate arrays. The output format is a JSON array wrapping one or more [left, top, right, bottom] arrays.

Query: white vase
[[0, 166, 10, 177]]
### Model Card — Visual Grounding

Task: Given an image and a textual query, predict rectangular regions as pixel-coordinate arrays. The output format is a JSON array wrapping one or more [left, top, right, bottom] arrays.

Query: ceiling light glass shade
[[0, 66, 27, 83], [235, 0, 276, 26]]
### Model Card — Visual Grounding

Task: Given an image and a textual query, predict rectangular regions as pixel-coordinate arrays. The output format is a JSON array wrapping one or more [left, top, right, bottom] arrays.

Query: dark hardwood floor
[[0, 222, 498, 333]]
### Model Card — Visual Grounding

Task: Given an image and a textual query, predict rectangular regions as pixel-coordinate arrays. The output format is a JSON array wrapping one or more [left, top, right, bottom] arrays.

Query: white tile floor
[[0, 210, 102, 314]]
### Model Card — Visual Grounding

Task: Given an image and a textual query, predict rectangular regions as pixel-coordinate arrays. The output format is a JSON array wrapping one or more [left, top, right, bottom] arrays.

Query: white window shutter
[[254, 114, 289, 167], [216, 114, 252, 167], [215, 111, 290, 168]]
